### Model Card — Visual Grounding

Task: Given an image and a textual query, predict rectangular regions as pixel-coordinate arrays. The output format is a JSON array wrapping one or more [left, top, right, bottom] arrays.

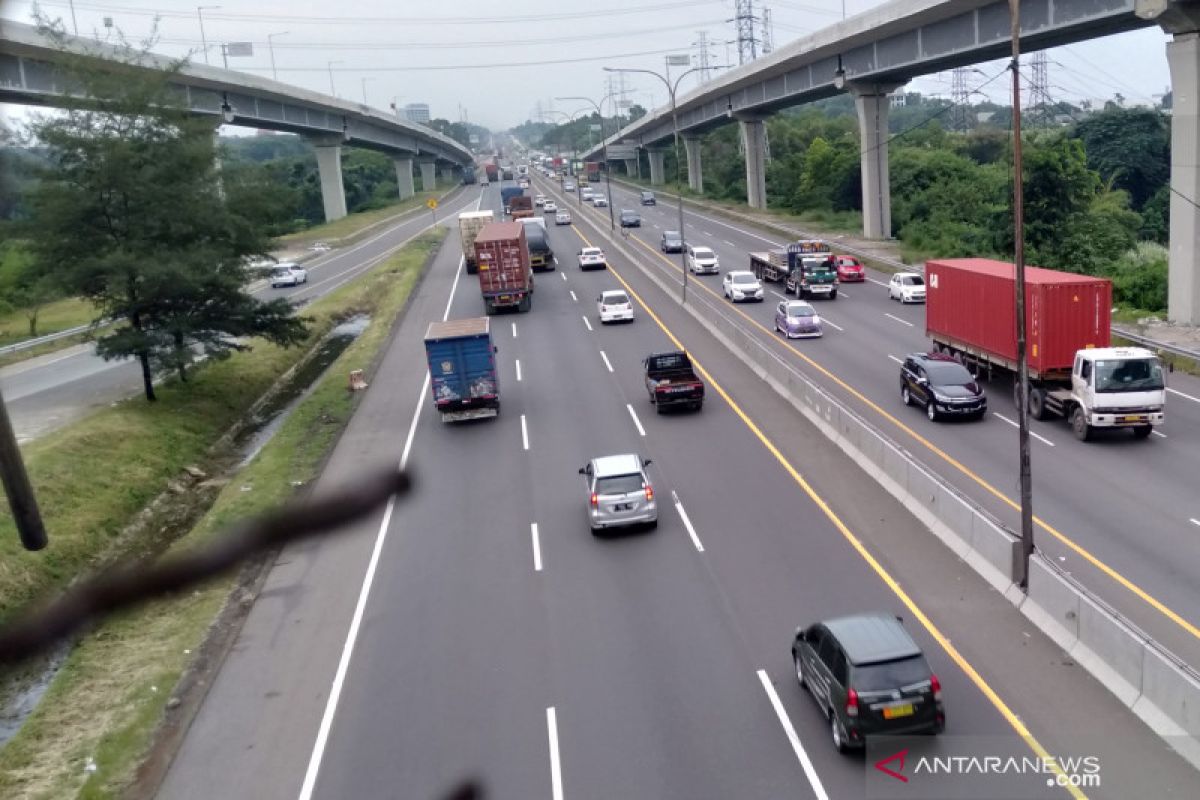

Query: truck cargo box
[[424, 317, 499, 421], [458, 210, 494, 275], [925, 258, 1111, 378], [474, 221, 533, 313]]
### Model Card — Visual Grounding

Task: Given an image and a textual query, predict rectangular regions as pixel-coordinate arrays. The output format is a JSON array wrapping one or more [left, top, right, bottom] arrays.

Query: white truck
[[458, 210, 494, 275]]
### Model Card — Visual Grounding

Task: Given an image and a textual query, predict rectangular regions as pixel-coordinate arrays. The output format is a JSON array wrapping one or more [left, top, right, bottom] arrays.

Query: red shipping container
[[925, 258, 1111, 378], [473, 221, 532, 310]]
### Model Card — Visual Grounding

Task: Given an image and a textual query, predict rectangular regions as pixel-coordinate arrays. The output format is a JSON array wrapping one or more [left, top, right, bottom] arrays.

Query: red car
[[835, 255, 866, 282]]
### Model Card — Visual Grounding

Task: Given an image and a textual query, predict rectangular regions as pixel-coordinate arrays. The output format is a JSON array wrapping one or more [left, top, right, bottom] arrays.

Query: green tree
[[1074, 107, 1169, 209], [24, 24, 307, 400], [1104, 241, 1168, 312]]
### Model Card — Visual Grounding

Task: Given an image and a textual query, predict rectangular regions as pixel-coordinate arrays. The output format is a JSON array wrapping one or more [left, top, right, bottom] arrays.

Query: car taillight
[[643, 483, 654, 501], [930, 674, 942, 701], [845, 688, 859, 717], [590, 492, 598, 507]]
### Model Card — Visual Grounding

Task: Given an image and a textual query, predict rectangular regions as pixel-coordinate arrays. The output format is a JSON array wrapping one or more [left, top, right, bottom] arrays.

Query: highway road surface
[[0, 187, 478, 443], [156, 179, 1196, 800], [541, 174, 1200, 672]]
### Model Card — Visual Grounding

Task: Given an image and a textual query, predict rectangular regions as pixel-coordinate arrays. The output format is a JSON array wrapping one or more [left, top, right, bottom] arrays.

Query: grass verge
[[0, 227, 446, 799], [0, 298, 96, 351], [276, 186, 451, 248]]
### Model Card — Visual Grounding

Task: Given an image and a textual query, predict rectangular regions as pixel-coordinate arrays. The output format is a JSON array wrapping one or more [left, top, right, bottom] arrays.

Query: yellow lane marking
[[609, 224, 1200, 644], [566, 223, 1086, 798]]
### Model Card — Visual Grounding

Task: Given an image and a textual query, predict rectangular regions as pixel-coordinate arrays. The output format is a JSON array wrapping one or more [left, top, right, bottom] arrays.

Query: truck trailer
[[424, 317, 499, 422], [925, 258, 1166, 440], [474, 221, 534, 314]]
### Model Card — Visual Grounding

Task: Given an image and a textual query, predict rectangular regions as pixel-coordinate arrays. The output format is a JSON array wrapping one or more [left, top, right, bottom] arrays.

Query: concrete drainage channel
[[567, 188, 1200, 771]]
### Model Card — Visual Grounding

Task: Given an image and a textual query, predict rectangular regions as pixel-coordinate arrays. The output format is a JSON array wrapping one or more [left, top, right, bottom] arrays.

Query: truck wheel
[[1133, 425, 1153, 439], [830, 289, 838, 301], [1071, 408, 1093, 441], [1028, 387, 1047, 421]]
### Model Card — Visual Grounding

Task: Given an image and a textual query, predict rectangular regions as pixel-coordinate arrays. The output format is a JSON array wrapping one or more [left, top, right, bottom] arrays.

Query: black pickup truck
[[643, 351, 705, 413]]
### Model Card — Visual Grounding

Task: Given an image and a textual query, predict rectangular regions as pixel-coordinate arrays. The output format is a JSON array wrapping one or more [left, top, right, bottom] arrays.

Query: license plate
[[883, 704, 914, 719], [612, 503, 631, 511], [1120, 416, 1141, 423]]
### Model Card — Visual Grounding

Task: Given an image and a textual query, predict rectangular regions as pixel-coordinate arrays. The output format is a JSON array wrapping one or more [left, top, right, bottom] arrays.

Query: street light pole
[[327, 60, 342, 97], [604, 65, 711, 304], [555, 92, 622, 231], [267, 31, 289, 82], [361, 77, 374, 105], [197, 6, 220, 66]]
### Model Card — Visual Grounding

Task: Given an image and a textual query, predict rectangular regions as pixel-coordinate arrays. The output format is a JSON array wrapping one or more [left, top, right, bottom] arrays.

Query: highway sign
[[426, 198, 438, 210]]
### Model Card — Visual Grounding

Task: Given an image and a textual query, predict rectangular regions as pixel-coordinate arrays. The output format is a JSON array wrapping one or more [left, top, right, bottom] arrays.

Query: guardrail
[[0, 322, 97, 356], [563, 179, 1200, 770], [608, 176, 1200, 371]]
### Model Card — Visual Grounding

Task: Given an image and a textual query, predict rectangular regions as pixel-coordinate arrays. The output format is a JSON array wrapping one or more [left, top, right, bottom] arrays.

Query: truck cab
[[782, 241, 838, 300], [1061, 348, 1166, 440]]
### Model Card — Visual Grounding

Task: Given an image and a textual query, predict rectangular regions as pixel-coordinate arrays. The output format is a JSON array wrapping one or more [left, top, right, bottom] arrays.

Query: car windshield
[[664, 232, 681, 241], [602, 293, 628, 305], [925, 362, 974, 384], [1093, 358, 1165, 392], [852, 656, 931, 692], [787, 304, 814, 317], [902, 275, 925, 286], [733, 274, 758, 284], [595, 474, 644, 495], [693, 248, 714, 259]]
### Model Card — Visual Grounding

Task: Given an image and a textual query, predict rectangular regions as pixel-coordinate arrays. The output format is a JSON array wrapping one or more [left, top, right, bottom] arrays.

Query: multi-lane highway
[[156, 179, 1196, 799], [542, 174, 1200, 670], [0, 187, 478, 443]]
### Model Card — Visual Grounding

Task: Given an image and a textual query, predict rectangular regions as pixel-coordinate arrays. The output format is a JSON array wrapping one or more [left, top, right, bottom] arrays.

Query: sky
[[0, 0, 1175, 134]]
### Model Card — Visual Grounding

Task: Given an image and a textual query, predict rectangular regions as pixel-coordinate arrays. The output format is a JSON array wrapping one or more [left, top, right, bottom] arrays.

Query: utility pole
[[732, 0, 758, 65], [267, 31, 288, 82], [1009, 0, 1035, 589], [761, 7, 774, 55], [951, 67, 970, 132], [695, 31, 714, 82], [1029, 50, 1052, 126]]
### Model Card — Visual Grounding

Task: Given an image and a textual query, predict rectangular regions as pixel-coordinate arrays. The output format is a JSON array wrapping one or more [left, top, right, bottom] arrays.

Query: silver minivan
[[579, 454, 658, 533]]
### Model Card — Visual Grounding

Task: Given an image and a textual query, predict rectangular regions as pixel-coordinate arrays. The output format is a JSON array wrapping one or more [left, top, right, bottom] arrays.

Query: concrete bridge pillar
[[394, 156, 415, 200], [851, 82, 904, 239], [737, 116, 767, 209], [419, 159, 437, 192], [647, 149, 666, 185], [683, 134, 704, 194], [624, 158, 638, 177], [312, 140, 347, 222], [1166, 30, 1200, 323]]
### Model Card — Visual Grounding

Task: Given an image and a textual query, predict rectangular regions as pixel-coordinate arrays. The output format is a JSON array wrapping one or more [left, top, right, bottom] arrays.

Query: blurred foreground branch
[[0, 468, 412, 664]]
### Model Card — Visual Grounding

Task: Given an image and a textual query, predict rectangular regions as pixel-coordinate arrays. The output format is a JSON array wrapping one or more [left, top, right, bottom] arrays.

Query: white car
[[543, 200, 558, 212], [534, 194, 546, 207], [722, 270, 763, 302], [270, 263, 308, 288], [597, 290, 634, 324], [578, 247, 607, 271], [889, 272, 927, 303], [592, 195, 608, 207], [686, 245, 719, 274], [555, 210, 572, 225]]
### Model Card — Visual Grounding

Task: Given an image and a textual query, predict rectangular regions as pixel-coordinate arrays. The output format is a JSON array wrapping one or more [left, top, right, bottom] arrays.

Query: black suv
[[619, 209, 642, 228], [660, 230, 683, 253], [792, 613, 944, 752], [640, 191, 657, 206], [900, 352, 986, 421]]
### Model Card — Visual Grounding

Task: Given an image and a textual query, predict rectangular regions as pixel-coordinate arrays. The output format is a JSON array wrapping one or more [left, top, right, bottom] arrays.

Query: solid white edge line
[[401, 375, 430, 472], [1167, 386, 1200, 404], [884, 312, 915, 327], [531, 523, 543, 572], [582, 316, 593, 331], [671, 491, 704, 552], [887, 354, 904, 364], [516, 359, 522, 382], [521, 414, 530, 450], [756, 670, 830, 800], [600, 350, 614, 373], [547, 706, 564, 800], [442, 258, 464, 322], [992, 413, 1056, 447], [570, 290, 578, 302], [626, 403, 646, 437]]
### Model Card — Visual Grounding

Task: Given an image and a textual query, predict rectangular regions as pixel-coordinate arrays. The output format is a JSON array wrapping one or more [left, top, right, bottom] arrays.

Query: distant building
[[403, 103, 431, 124]]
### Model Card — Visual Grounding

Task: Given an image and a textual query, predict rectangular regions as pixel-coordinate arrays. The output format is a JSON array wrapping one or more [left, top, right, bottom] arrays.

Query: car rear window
[[596, 474, 643, 495], [902, 275, 925, 286], [852, 656, 931, 691], [603, 293, 629, 305]]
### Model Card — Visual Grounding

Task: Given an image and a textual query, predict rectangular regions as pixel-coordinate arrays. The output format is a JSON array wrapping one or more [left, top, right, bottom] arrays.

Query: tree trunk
[[139, 351, 156, 401], [26, 310, 38, 338]]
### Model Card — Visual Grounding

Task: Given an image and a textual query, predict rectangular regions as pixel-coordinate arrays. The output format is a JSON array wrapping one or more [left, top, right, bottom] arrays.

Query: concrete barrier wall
[[570, 185, 1200, 769]]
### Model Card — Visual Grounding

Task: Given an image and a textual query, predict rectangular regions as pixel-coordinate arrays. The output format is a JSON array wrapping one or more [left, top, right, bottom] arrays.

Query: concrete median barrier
[[967, 514, 1019, 595], [1136, 644, 1200, 739], [1072, 591, 1145, 707], [1022, 555, 1082, 651]]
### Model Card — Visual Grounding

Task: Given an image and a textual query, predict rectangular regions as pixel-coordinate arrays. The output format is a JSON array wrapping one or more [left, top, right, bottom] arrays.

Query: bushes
[[1104, 242, 1168, 312]]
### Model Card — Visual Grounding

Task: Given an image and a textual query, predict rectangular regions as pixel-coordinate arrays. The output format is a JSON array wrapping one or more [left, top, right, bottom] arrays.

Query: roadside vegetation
[[0, 228, 445, 799]]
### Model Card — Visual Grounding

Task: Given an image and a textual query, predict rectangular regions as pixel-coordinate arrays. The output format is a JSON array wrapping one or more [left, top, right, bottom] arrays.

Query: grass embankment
[[277, 186, 450, 248], [0, 229, 445, 799], [0, 298, 95, 350]]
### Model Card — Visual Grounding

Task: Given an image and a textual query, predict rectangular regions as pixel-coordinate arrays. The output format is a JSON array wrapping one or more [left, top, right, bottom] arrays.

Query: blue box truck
[[424, 317, 500, 422]]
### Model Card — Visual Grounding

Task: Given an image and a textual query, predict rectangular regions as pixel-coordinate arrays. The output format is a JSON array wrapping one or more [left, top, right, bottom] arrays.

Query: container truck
[[518, 218, 554, 271], [458, 210, 494, 275], [748, 240, 838, 299], [500, 186, 523, 215], [508, 195, 535, 220], [586, 161, 601, 182], [484, 163, 499, 183], [474, 221, 534, 314], [424, 317, 499, 422], [925, 258, 1166, 441]]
